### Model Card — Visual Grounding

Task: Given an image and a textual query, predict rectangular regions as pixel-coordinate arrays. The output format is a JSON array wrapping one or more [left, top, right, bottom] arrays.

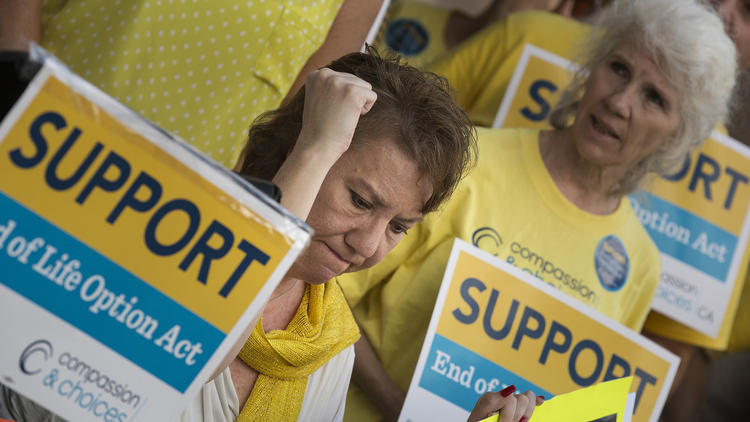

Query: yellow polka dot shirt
[[41, 0, 343, 168]]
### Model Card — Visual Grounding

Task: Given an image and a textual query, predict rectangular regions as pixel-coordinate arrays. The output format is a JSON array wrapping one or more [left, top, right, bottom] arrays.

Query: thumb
[[360, 90, 378, 115]]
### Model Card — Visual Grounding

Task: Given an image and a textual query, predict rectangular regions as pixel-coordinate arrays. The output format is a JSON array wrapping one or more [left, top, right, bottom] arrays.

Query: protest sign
[[398, 240, 678, 422], [0, 50, 311, 421], [492, 44, 750, 346], [492, 44, 578, 129], [631, 132, 750, 341]]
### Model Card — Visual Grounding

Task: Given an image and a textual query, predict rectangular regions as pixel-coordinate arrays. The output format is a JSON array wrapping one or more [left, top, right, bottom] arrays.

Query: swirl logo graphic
[[472, 227, 503, 256], [19, 339, 53, 375]]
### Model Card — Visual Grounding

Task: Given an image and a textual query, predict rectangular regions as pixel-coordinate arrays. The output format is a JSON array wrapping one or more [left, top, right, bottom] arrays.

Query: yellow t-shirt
[[40, 0, 342, 168], [373, 1, 451, 69], [729, 277, 750, 352], [339, 127, 661, 421], [426, 11, 590, 127]]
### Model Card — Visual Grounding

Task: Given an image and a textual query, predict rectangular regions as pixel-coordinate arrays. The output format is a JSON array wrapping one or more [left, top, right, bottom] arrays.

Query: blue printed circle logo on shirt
[[594, 235, 630, 291], [385, 19, 430, 56]]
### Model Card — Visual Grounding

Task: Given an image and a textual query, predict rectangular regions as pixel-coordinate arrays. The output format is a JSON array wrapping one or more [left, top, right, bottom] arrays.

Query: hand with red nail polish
[[466, 385, 542, 422], [500, 385, 516, 397]]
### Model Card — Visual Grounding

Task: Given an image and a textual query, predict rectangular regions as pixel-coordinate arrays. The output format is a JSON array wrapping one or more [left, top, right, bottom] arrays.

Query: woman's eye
[[610, 61, 629, 78], [646, 89, 665, 109], [390, 223, 409, 235], [350, 190, 371, 210]]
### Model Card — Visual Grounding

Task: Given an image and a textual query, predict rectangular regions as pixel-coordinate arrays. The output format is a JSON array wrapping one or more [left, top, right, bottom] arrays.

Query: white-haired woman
[[341, 1, 738, 420], [548, 0, 736, 198]]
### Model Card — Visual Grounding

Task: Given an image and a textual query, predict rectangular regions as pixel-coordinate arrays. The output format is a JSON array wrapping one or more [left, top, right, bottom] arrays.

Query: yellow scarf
[[237, 281, 360, 421]]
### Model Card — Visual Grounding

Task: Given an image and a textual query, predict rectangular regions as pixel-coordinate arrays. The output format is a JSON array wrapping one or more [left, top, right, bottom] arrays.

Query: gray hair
[[550, 0, 737, 195]]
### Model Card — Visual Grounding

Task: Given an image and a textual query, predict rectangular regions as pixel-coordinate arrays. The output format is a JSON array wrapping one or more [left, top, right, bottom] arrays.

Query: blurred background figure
[[425, 9, 590, 126], [0, 0, 385, 169], [371, 0, 611, 69]]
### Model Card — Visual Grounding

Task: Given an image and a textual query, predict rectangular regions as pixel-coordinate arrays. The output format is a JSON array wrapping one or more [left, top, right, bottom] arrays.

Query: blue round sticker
[[594, 235, 630, 291], [385, 18, 430, 56]]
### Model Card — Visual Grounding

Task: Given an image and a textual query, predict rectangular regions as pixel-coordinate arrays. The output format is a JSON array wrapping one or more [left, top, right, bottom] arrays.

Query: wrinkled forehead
[[345, 136, 432, 212], [349, 133, 434, 209]]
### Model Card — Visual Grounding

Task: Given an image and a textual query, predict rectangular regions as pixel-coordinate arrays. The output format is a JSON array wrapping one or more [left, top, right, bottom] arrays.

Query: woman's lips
[[590, 114, 620, 142], [324, 242, 350, 265]]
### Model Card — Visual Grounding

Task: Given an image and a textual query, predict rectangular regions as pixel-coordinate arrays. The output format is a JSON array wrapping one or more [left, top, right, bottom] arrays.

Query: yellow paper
[[530, 377, 632, 422], [477, 377, 634, 422]]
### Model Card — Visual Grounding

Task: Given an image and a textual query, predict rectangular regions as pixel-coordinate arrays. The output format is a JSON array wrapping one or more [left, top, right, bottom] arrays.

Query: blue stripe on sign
[[0, 191, 224, 393], [629, 193, 737, 282], [419, 334, 551, 412]]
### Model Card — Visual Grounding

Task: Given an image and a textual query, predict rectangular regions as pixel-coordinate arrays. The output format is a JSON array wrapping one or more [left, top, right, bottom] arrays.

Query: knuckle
[[516, 394, 529, 409], [314, 68, 336, 84], [478, 392, 494, 407], [342, 84, 364, 101], [331, 76, 349, 91], [307, 69, 322, 82]]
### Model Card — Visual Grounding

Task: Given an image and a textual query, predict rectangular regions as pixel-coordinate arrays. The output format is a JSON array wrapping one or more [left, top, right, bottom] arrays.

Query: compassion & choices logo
[[16, 339, 147, 421]]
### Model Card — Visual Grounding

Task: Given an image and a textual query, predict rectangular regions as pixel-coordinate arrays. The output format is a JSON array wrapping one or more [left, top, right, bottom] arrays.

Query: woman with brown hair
[[179, 48, 482, 421]]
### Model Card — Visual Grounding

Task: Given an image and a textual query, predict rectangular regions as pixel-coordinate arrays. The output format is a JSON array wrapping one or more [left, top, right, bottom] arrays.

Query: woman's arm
[[352, 335, 407, 421], [279, 0, 385, 106], [272, 67, 376, 220], [0, 0, 42, 51]]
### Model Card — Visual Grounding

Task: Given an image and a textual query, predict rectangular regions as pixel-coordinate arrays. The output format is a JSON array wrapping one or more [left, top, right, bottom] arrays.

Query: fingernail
[[500, 385, 516, 397], [520, 417, 527, 422], [538, 395, 545, 401]]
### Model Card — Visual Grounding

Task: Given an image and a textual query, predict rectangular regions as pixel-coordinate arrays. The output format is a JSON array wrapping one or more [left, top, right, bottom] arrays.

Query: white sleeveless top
[[179, 345, 355, 422]]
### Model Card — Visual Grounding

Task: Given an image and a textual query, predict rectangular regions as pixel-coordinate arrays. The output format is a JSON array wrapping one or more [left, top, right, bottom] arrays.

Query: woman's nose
[[605, 87, 632, 120], [345, 223, 382, 260]]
